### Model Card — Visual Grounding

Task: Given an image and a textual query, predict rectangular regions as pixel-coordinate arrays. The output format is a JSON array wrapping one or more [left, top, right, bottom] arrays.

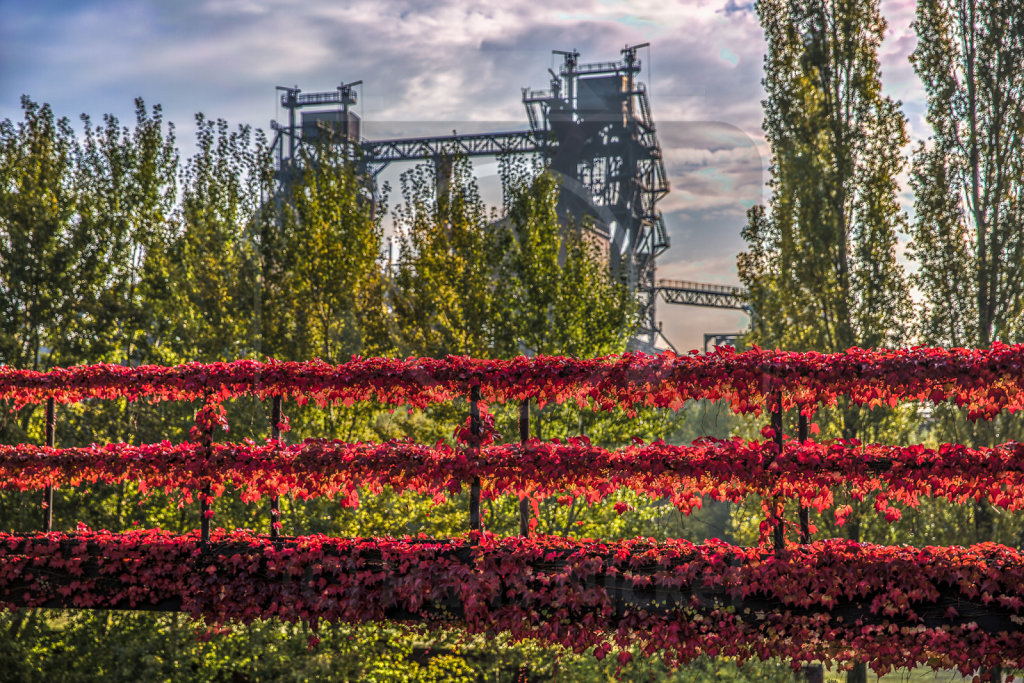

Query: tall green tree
[[909, 0, 1024, 349], [74, 99, 178, 369], [64, 100, 179, 451], [389, 155, 498, 358], [148, 115, 271, 364], [736, 5, 912, 678], [390, 155, 636, 362], [738, 0, 911, 354], [0, 97, 84, 375], [491, 159, 635, 359], [265, 141, 387, 363], [737, 0, 913, 470], [0, 98, 175, 444]]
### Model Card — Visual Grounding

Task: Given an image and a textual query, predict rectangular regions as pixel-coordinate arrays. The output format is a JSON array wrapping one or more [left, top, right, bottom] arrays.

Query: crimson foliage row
[[0, 529, 1019, 674], [6, 344, 1024, 417], [4, 438, 1024, 524]]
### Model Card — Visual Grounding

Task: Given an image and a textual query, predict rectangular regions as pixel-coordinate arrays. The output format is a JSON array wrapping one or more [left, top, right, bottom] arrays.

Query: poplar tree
[[389, 155, 498, 358], [0, 98, 83, 374], [491, 159, 635, 359], [391, 156, 636, 361], [0, 98, 176, 443], [0, 99, 78, 445], [909, 0, 1024, 349], [151, 116, 270, 363], [267, 140, 386, 363], [738, 0, 911, 354], [75, 99, 178, 368]]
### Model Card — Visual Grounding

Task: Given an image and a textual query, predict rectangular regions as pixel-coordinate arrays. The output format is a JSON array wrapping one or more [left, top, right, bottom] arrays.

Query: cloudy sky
[[0, 0, 923, 352]]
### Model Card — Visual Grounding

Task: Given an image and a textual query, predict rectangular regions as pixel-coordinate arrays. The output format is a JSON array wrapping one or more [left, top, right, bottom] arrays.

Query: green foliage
[[71, 98, 179, 369], [265, 141, 387, 362], [390, 155, 498, 358], [150, 115, 270, 363], [0, 610, 801, 683], [908, 0, 1024, 546], [739, 0, 911, 354], [737, 0, 915, 561], [909, 0, 1024, 349], [0, 96, 84, 373], [0, 612, 483, 682], [491, 157, 636, 359], [389, 154, 635, 362], [0, 97, 179, 448]]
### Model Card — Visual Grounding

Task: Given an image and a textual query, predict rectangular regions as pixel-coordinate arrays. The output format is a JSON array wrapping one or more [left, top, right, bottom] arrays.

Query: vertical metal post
[[200, 484, 212, 543], [270, 396, 282, 539], [771, 400, 784, 553], [518, 399, 530, 536], [798, 412, 811, 545], [200, 421, 213, 544], [469, 386, 481, 531], [795, 408, 824, 683], [43, 398, 55, 532]]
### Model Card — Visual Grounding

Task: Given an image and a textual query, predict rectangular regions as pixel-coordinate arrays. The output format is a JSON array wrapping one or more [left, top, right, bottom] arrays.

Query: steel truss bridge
[[658, 279, 748, 310], [269, 46, 749, 351], [360, 130, 549, 166]]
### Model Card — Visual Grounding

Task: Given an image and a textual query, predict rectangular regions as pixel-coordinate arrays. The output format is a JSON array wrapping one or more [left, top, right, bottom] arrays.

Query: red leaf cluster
[[1, 529, 1020, 675], [6, 346, 1024, 674], [5, 438, 1024, 522], [4, 344, 1024, 417]]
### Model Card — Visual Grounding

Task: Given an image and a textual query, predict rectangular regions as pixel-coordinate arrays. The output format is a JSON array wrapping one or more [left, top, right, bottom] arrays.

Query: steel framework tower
[[518, 45, 670, 350], [269, 46, 748, 352]]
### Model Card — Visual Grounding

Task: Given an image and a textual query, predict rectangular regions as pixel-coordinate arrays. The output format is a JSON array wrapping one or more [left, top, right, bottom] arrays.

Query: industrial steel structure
[[269, 46, 747, 351], [658, 280, 747, 311]]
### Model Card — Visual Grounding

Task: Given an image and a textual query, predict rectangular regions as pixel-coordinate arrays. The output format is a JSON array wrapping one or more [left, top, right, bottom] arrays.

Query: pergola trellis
[[3, 347, 1024, 677]]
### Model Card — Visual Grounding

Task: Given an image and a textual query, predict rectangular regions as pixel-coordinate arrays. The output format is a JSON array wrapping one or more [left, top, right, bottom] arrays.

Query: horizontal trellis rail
[[5, 438, 1024, 519], [5, 345, 1024, 418], [1, 530, 1022, 674], [3, 348, 1023, 676]]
